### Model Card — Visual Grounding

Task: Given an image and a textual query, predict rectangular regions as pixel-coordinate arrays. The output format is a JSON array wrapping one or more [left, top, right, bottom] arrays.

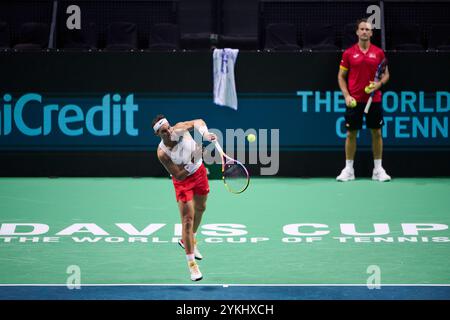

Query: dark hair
[[355, 18, 371, 31], [152, 114, 166, 132]]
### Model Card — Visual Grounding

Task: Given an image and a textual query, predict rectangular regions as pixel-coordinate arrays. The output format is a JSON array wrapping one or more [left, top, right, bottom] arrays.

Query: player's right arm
[[338, 52, 355, 107], [157, 148, 190, 181], [338, 67, 355, 107]]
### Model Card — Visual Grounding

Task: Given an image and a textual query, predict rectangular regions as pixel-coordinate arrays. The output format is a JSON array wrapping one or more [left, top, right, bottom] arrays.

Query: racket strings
[[224, 161, 243, 177], [223, 159, 249, 194]]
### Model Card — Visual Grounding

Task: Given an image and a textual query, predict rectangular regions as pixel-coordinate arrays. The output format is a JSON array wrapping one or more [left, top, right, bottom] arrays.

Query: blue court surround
[[1, 285, 450, 300]]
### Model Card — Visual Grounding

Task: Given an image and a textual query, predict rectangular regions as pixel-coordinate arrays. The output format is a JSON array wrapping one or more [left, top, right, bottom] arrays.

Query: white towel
[[213, 48, 239, 110]]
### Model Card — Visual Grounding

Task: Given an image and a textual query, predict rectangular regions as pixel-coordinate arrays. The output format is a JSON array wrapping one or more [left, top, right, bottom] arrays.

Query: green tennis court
[[1, 177, 449, 297]]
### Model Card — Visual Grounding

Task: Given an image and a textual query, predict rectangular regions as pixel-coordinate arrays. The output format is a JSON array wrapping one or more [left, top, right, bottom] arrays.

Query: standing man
[[337, 18, 391, 182], [153, 114, 216, 281]]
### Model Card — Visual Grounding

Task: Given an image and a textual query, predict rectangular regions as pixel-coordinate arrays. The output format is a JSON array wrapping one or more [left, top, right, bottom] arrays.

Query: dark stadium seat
[[384, 1, 449, 51], [264, 23, 301, 51], [0, 1, 53, 49], [428, 24, 450, 51], [181, 33, 212, 50], [342, 23, 357, 50], [342, 22, 381, 49], [105, 22, 138, 51], [303, 24, 339, 51], [62, 22, 98, 50], [219, 34, 258, 50], [0, 21, 10, 49], [390, 24, 423, 51], [218, 0, 259, 50], [179, 0, 214, 50], [148, 23, 180, 51], [13, 22, 49, 50]]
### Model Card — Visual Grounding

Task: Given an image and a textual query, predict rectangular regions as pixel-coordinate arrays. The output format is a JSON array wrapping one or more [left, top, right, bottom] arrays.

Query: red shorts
[[172, 163, 210, 202]]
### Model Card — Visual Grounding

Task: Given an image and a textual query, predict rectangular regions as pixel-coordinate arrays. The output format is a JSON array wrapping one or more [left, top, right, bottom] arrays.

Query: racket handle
[[213, 140, 224, 156], [364, 97, 373, 114]]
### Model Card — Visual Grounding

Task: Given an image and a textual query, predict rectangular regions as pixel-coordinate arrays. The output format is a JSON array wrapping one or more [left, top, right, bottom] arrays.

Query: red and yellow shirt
[[340, 43, 385, 103]]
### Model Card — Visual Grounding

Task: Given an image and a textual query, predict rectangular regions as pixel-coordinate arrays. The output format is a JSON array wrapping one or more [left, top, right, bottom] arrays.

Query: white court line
[[0, 284, 450, 287]]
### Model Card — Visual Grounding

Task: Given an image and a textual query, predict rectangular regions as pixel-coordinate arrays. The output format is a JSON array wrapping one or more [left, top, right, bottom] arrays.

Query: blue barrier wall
[[0, 51, 449, 176], [0, 92, 448, 151]]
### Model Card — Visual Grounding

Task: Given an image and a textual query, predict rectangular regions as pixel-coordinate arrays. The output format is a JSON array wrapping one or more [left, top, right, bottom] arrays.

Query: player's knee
[[347, 130, 358, 140], [182, 215, 194, 228], [195, 203, 206, 213], [180, 206, 194, 221], [373, 129, 382, 137]]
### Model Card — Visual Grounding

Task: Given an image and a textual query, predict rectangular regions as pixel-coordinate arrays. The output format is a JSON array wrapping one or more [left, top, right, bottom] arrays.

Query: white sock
[[345, 160, 354, 169], [374, 159, 382, 170], [186, 254, 195, 262]]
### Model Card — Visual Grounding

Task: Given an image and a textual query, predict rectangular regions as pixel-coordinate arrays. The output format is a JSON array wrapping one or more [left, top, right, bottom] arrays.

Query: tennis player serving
[[153, 115, 216, 281]]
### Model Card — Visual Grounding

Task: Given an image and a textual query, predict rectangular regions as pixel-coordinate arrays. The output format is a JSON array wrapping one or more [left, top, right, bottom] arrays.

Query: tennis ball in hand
[[349, 98, 357, 108], [365, 83, 376, 94], [247, 134, 256, 143]]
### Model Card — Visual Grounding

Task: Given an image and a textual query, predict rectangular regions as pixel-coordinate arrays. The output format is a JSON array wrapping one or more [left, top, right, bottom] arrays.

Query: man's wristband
[[196, 124, 209, 137], [184, 163, 196, 174]]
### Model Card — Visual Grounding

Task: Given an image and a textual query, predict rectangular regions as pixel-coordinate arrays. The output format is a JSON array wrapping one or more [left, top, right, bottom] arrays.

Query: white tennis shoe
[[372, 168, 391, 182], [188, 261, 203, 281], [336, 167, 355, 182], [178, 239, 203, 260]]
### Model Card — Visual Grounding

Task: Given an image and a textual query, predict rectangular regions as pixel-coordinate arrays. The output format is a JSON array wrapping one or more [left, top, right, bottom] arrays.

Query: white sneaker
[[188, 261, 203, 281], [372, 168, 391, 182], [178, 239, 203, 260], [193, 246, 203, 260], [336, 167, 355, 182]]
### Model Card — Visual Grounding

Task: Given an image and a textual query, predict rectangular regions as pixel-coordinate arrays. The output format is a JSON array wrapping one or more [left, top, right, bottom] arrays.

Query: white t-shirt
[[158, 131, 202, 176]]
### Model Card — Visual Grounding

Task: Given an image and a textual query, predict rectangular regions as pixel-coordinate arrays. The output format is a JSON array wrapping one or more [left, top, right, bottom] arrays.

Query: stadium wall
[[0, 51, 449, 177]]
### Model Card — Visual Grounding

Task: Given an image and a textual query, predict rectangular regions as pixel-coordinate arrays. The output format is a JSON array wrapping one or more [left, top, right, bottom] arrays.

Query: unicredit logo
[[0, 93, 139, 136]]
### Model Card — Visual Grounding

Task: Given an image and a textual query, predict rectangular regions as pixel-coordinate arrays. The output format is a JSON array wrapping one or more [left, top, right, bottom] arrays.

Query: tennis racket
[[364, 59, 387, 114], [213, 140, 250, 194]]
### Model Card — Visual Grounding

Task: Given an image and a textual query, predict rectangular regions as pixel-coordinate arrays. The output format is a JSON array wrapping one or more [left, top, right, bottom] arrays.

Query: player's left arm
[[370, 51, 390, 92], [369, 65, 389, 92], [173, 119, 205, 131], [380, 65, 389, 86], [173, 119, 216, 141]]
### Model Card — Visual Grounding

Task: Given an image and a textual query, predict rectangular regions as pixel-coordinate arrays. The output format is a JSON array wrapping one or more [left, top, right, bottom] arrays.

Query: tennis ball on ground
[[349, 98, 357, 108], [247, 134, 256, 143]]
